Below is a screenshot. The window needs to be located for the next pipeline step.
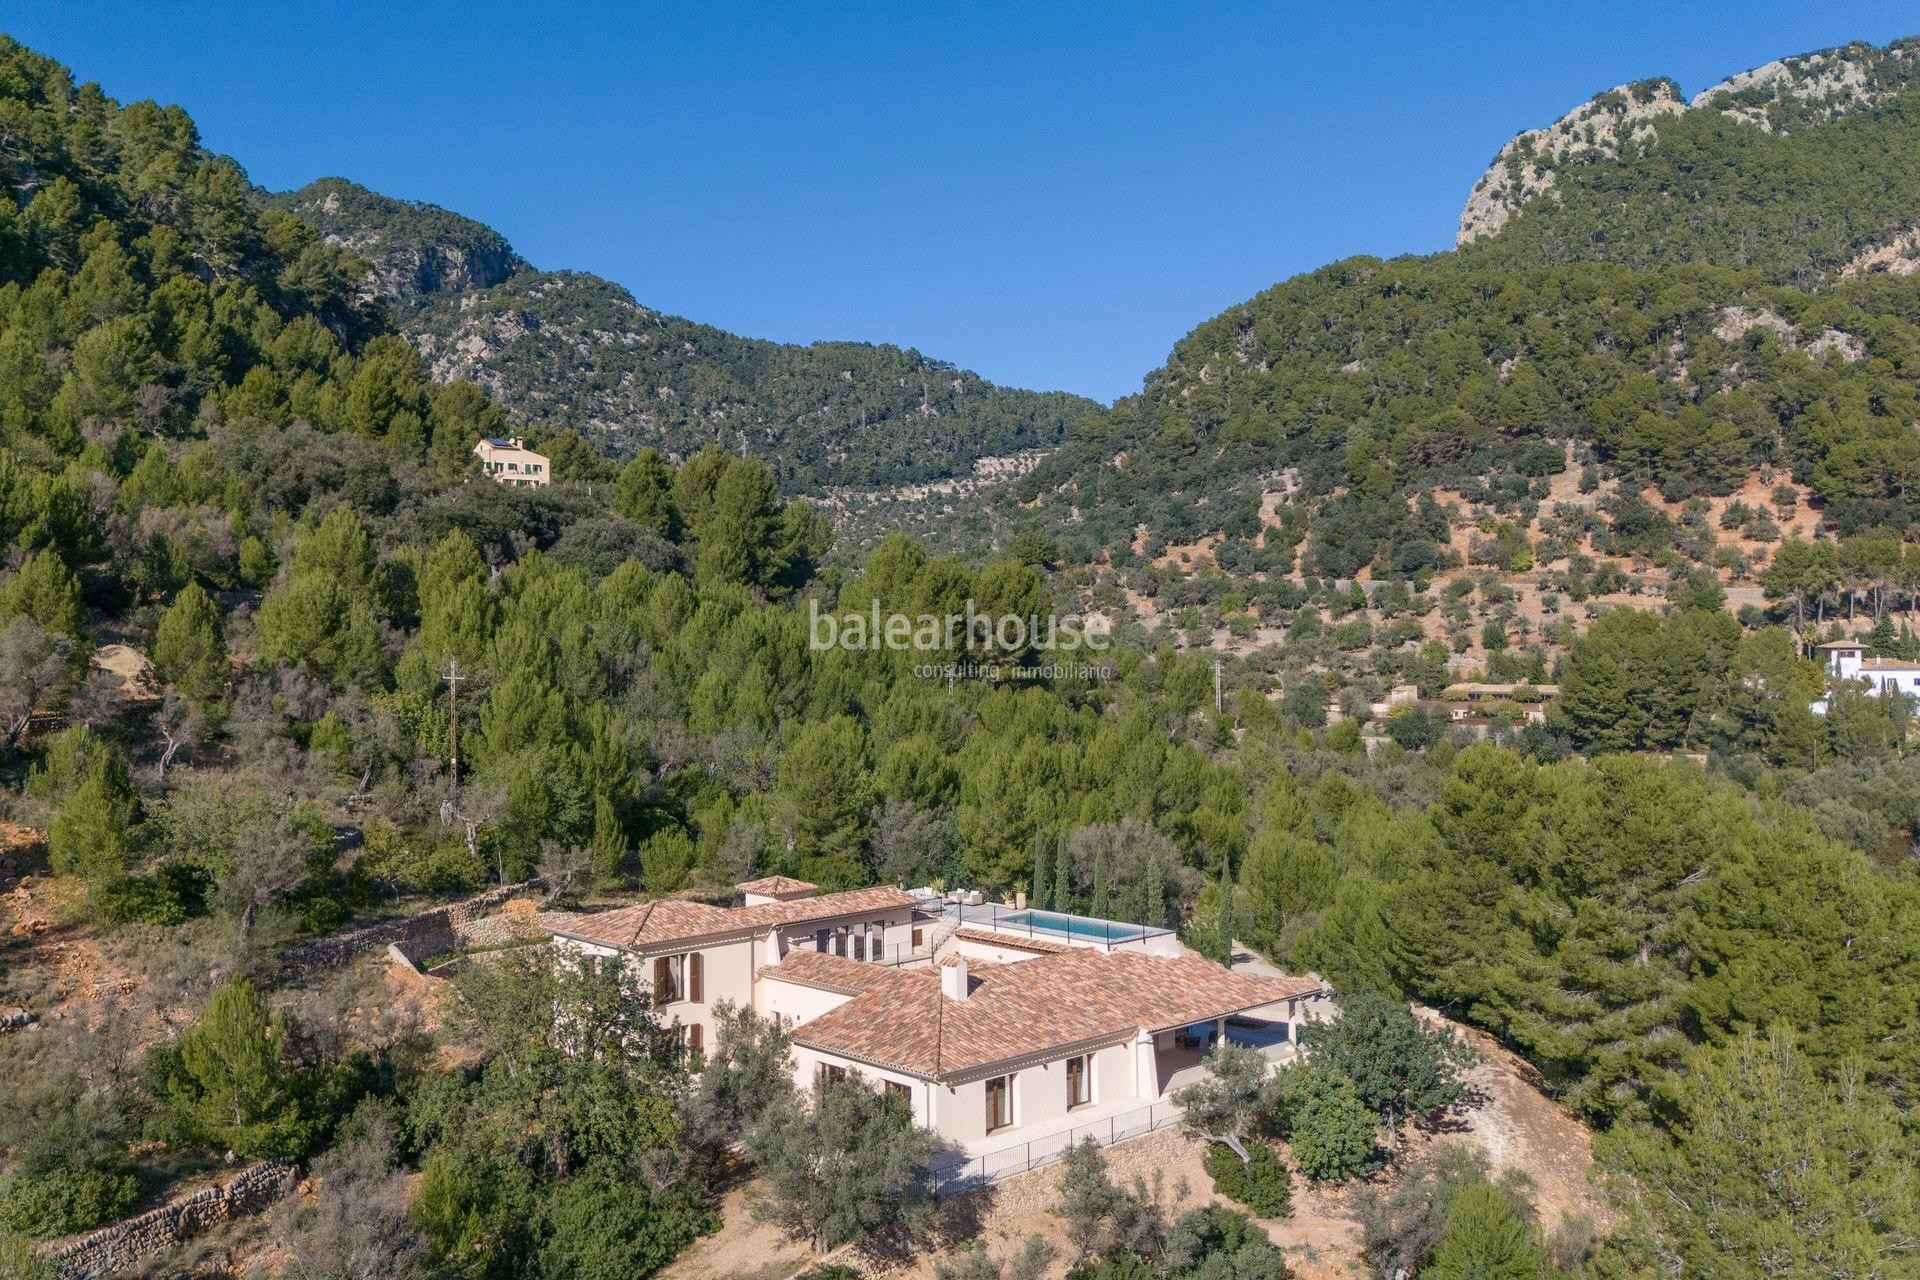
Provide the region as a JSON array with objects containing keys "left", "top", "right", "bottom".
[
  {"left": 986, "top": 1075, "right": 1012, "bottom": 1132},
  {"left": 652, "top": 955, "right": 683, "bottom": 1005},
  {"left": 884, "top": 1081, "right": 911, "bottom": 1109},
  {"left": 1066, "top": 1055, "right": 1090, "bottom": 1109},
  {"left": 912, "top": 927, "right": 924, "bottom": 950},
  {"left": 816, "top": 928, "right": 830, "bottom": 952},
  {"left": 680, "top": 1022, "right": 704, "bottom": 1064},
  {"left": 817, "top": 1063, "right": 847, "bottom": 1088}
]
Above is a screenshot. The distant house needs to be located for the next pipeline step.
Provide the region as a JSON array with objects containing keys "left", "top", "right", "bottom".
[
  {"left": 541, "top": 881, "right": 1328, "bottom": 1177},
  {"left": 1812, "top": 640, "right": 1920, "bottom": 714},
  {"left": 473, "top": 437, "right": 550, "bottom": 488},
  {"left": 1437, "top": 682, "right": 1558, "bottom": 726}
]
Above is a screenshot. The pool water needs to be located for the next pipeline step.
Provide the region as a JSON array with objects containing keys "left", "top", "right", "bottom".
[{"left": 994, "top": 909, "right": 1148, "bottom": 942}]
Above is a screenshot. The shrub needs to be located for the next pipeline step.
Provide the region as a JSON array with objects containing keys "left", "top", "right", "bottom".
[
  {"left": 0, "top": 1164, "right": 142, "bottom": 1239},
  {"left": 1277, "top": 1065, "right": 1380, "bottom": 1183},
  {"left": 535, "top": 1172, "right": 714, "bottom": 1280},
  {"left": 1203, "top": 1141, "right": 1292, "bottom": 1218}
]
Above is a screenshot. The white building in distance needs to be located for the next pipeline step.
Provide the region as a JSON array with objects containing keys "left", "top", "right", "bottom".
[
  {"left": 1812, "top": 640, "right": 1920, "bottom": 714},
  {"left": 473, "top": 437, "right": 550, "bottom": 488}
]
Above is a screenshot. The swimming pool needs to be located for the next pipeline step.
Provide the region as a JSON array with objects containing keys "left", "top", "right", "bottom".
[{"left": 992, "top": 909, "right": 1149, "bottom": 943}]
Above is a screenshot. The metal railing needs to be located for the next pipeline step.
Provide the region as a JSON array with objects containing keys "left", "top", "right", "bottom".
[
  {"left": 929, "top": 1100, "right": 1184, "bottom": 1197},
  {"left": 946, "top": 901, "right": 1174, "bottom": 951},
  {"left": 791, "top": 936, "right": 932, "bottom": 967}
]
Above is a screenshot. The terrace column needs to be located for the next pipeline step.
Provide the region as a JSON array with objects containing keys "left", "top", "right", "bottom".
[{"left": 1134, "top": 1027, "right": 1158, "bottom": 1100}]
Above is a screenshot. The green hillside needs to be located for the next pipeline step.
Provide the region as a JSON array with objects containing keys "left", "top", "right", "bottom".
[
  {"left": 269, "top": 178, "right": 1099, "bottom": 492},
  {"left": 1463, "top": 38, "right": 1920, "bottom": 277},
  {"left": 957, "top": 38, "right": 1920, "bottom": 582}
]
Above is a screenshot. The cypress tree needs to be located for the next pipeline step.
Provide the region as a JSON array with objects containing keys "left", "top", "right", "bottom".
[
  {"left": 1144, "top": 848, "right": 1164, "bottom": 928},
  {"left": 588, "top": 794, "right": 629, "bottom": 886},
  {"left": 1052, "top": 836, "right": 1070, "bottom": 913},
  {"left": 1030, "top": 832, "right": 1048, "bottom": 910}
]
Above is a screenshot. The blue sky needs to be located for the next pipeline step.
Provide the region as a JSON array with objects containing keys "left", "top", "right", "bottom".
[{"left": 9, "top": 2, "right": 1918, "bottom": 401}]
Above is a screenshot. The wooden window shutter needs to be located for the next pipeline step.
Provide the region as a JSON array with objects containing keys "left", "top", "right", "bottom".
[{"left": 689, "top": 952, "right": 704, "bottom": 1003}]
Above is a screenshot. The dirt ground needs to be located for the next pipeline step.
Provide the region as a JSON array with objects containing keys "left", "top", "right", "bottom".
[
  {"left": 663, "top": 1179, "right": 817, "bottom": 1280},
  {"left": 1417, "top": 1013, "right": 1614, "bottom": 1240}
]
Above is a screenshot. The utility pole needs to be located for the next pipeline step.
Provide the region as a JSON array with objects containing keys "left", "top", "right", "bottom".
[{"left": 444, "top": 657, "right": 463, "bottom": 788}]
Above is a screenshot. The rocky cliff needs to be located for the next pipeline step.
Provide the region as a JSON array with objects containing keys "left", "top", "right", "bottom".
[
  {"left": 268, "top": 178, "right": 524, "bottom": 298},
  {"left": 1458, "top": 38, "right": 1920, "bottom": 246}
]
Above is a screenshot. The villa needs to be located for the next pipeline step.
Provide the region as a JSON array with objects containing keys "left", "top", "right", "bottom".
[
  {"left": 1812, "top": 640, "right": 1920, "bottom": 714},
  {"left": 472, "top": 436, "right": 551, "bottom": 488},
  {"left": 541, "top": 879, "right": 1329, "bottom": 1166}
]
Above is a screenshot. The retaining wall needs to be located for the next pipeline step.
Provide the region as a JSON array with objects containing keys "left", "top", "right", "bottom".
[
  {"left": 277, "top": 881, "right": 541, "bottom": 974},
  {"left": 43, "top": 1160, "right": 297, "bottom": 1280}
]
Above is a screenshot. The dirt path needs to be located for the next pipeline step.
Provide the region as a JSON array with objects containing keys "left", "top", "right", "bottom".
[{"left": 1412, "top": 1013, "right": 1613, "bottom": 1238}]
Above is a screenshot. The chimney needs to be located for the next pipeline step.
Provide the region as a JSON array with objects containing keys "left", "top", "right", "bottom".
[{"left": 941, "top": 956, "right": 970, "bottom": 1001}]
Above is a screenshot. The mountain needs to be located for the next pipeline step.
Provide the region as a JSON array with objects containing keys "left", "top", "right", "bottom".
[
  {"left": 953, "top": 37, "right": 1920, "bottom": 580},
  {"left": 266, "top": 179, "right": 1098, "bottom": 493},
  {"left": 1457, "top": 39, "right": 1920, "bottom": 276}
]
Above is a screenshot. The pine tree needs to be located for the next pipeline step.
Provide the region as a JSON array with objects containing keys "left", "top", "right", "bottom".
[
  {"left": 1090, "top": 846, "right": 1108, "bottom": 920},
  {"left": 157, "top": 977, "right": 310, "bottom": 1158},
  {"left": 0, "top": 549, "right": 84, "bottom": 639},
  {"left": 151, "top": 582, "right": 226, "bottom": 703},
  {"left": 1424, "top": 1183, "right": 1544, "bottom": 1280},
  {"left": 47, "top": 753, "right": 135, "bottom": 885}
]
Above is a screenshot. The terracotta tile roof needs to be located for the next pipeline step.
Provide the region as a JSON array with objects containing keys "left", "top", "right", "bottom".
[
  {"left": 952, "top": 927, "right": 1072, "bottom": 955},
  {"left": 736, "top": 874, "right": 818, "bottom": 897},
  {"left": 770, "top": 947, "right": 1320, "bottom": 1081},
  {"left": 540, "top": 899, "right": 739, "bottom": 950},
  {"left": 541, "top": 885, "right": 919, "bottom": 952},
  {"left": 759, "top": 948, "right": 910, "bottom": 995},
  {"left": 732, "top": 885, "right": 919, "bottom": 930}
]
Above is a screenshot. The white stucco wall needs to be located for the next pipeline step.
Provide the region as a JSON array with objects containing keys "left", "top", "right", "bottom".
[
  {"left": 757, "top": 971, "right": 857, "bottom": 1025},
  {"left": 788, "top": 1045, "right": 934, "bottom": 1126},
  {"left": 550, "top": 933, "right": 756, "bottom": 1052},
  {"left": 952, "top": 937, "right": 1056, "bottom": 966}
]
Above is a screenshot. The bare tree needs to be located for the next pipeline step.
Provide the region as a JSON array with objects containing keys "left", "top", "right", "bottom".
[
  {"left": 443, "top": 782, "right": 507, "bottom": 883},
  {"left": 153, "top": 688, "right": 207, "bottom": 781},
  {"left": 224, "top": 807, "right": 328, "bottom": 937},
  {"left": 0, "top": 618, "right": 70, "bottom": 745},
  {"left": 277, "top": 1106, "right": 429, "bottom": 1280},
  {"left": 537, "top": 839, "right": 593, "bottom": 906},
  {"left": 64, "top": 666, "right": 127, "bottom": 731}
]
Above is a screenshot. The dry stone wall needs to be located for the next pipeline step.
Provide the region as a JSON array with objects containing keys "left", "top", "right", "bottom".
[
  {"left": 43, "top": 1160, "right": 297, "bottom": 1280},
  {"left": 276, "top": 881, "right": 541, "bottom": 974}
]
